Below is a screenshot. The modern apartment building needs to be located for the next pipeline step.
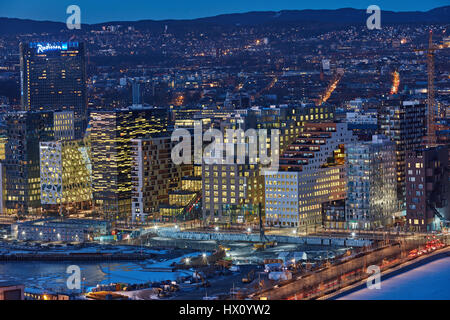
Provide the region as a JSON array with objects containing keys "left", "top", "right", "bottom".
[
  {"left": 405, "top": 145, "right": 449, "bottom": 232},
  {"left": 346, "top": 135, "right": 398, "bottom": 230},
  {"left": 379, "top": 99, "right": 426, "bottom": 210},
  {"left": 131, "top": 134, "right": 192, "bottom": 222}
]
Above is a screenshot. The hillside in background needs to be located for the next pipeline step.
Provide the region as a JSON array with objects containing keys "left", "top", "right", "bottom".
[{"left": 0, "top": 6, "right": 449, "bottom": 35}]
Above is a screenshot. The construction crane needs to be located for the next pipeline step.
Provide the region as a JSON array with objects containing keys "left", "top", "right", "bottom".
[{"left": 413, "top": 30, "right": 449, "bottom": 147}]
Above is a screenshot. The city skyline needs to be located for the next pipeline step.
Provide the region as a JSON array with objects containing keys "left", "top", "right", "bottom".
[{"left": 0, "top": 0, "right": 448, "bottom": 303}]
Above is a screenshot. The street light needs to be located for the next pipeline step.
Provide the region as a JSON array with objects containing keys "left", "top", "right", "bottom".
[
  {"left": 215, "top": 226, "right": 219, "bottom": 231},
  {"left": 247, "top": 228, "right": 252, "bottom": 233}
]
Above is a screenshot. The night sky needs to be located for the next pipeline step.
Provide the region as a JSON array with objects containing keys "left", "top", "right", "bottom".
[{"left": 0, "top": 0, "right": 448, "bottom": 23}]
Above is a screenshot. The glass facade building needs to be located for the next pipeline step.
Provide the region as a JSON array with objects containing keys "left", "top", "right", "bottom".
[
  {"left": 89, "top": 107, "right": 169, "bottom": 219},
  {"left": 4, "top": 111, "right": 55, "bottom": 215},
  {"left": 346, "top": 135, "right": 397, "bottom": 230},
  {"left": 40, "top": 139, "right": 92, "bottom": 215},
  {"left": 379, "top": 99, "right": 426, "bottom": 210}
]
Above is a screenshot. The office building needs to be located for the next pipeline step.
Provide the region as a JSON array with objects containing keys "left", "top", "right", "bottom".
[
  {"left": 132, "top": 80, "right": 142, "bottom": 106},
  {"left": 200, "top": 104, "right": 336, "bottom": 225},
  {"left": 265, "top": 123, "right": 354, "bottom": 233},
  {"left": 202, "top": 162, "right": 263, "bottom": 224},
  {"left": 40, "top": 139, "right": 92, "bottom": 215},
  {"left": 53, "top": 111, "right": 75, "bottom": 141}
]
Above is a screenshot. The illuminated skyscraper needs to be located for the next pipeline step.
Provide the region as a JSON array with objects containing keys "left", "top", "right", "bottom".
[
  {"left": 89, "top": 106, "right": 168, "bottom": 219},
  {"left": 4, "top": 111, "right": 54, "bottom": 215},
  {"left": 20, "top": 42, "right": 87, "bottom": 138},
  {"left": 4, "top": 110, "right": 75, "bottom": 216}
]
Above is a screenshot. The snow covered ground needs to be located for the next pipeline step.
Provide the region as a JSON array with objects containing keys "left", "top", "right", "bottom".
[
  {"left": 95, "top": 252, "right": 202, "bottom": 285},
  {"left": 338, "top": 256, "right": 450, "bottom": 300}
]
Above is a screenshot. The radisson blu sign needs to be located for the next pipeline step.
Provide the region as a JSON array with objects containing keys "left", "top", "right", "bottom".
[{"left": 29, "top": 42, "right": 79, "bottom": 54}]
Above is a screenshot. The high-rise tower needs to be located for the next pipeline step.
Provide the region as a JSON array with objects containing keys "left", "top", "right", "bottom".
[{"left": 20, "top": 42, "right": 87, "bottom": 138}]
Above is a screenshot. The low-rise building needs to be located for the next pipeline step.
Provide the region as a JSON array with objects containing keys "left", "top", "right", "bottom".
[
  {"left": 322, "top": 200, "right": 346, "bottom": 230},
  {"left": 11, "top": 218, "right": 111, "bottom": 242},
  {"left": 0, "top": 282, "right": 24, "bottom": 300}
]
